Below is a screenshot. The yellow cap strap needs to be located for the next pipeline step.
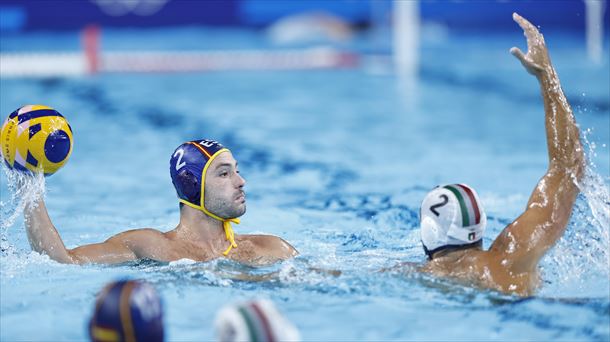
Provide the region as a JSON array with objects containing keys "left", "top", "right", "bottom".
[
  {"left": 91, "top": 326, "right": 120, "bottom": 342},
  {"left": 222, "top": 218, "right": 240, "bottom": 256}
]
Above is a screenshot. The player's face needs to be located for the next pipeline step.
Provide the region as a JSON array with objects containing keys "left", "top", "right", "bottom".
[{"left": 204, "top": 151, "right": 246, "bottom": 219}]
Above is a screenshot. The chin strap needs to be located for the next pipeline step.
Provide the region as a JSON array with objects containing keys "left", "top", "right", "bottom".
[{"left": 222, "top": 218, "right": 240, "bottom": 256}]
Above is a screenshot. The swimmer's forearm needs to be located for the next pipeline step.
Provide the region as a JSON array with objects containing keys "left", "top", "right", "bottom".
[
  {"left": 24, "top": 200, "right": 75, "bottom": 263},
  {"left": 511, "top": 13, "right": 584, "bottom": 177},
  {"left": 537, "top": 65, "right": 584, "bottom": 176}
]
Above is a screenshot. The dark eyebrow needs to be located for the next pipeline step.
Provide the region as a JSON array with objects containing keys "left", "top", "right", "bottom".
[{"left": 214, "top": 162, "right": 234, "bottom": 171}]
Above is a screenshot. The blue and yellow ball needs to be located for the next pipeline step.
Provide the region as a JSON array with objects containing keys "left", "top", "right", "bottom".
[{"left": 1, "top": 105, "right": 73, "bottom": 176}]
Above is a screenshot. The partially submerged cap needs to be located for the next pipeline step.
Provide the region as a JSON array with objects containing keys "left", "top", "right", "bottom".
[
  {"left": 89, "top": 279, "right": 164, "bottom": 342},
  {"left": 214, "top": 299, "right": 300, "bottom": 342},
  {"left": 420, "top": 184, "right": 486, "bottom": 259}
]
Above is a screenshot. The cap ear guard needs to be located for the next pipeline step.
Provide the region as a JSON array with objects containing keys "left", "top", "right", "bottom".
[
  {"left": 447, "top": 213, "right": 486, "bottom": 243},
  {"left": 173, "top": 169, "right": 200, "bottom": 205},
  {"left": 420, "top": 215, "right": 442, "bottom": 252},
  {"left": 169, "top": 140, "right": 222, "bottom": 209}
]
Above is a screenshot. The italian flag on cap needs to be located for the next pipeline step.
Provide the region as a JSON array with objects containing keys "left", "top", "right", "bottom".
[{"left": 443, "top": 184, "right": 482, "bottom": 227}]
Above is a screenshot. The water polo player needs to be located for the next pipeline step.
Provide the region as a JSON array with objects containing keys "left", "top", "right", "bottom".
[
  {"left": 23, "top": 139, "right": 298, "bottom": 265},
  {"left": 394, "top": 14, "right": 585, "bottom": 296}
]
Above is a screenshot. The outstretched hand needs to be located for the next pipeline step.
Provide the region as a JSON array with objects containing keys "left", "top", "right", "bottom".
[{"left": 510, "top": 13, "right": 551, "bottom": 77}]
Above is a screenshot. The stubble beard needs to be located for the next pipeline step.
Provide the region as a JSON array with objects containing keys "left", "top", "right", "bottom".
[{"left": 205, "top": 196, "right": 246, "bottom": 219}]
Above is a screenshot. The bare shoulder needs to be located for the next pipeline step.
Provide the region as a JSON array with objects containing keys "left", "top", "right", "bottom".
[
  {"left": 107, "top": 228, "right": 168, "bottom": 243},
  {"left": 240, "top": 234, "right": 291, "bottom": 247},
  {"left": 110, "top": 228, "right": 193, "bottom": 262},
  {"left": 423, "top": 250, "right": 490, "bottom": 277},
  {"left": 105, "top": 228, "right": 174, "bottom": 254},
  {"left": 237, "top": 234, "right": 298, "bottom": 258},
  {"left": 67, "top": 228, "right": 175, "bottom": 265},
  {"left": 425, "top": 250, "right": 537, "bottom": 295}
]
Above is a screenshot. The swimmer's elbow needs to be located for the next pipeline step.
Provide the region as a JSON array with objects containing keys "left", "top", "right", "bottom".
[
  {"left": 46, "top": 248, "right": 79, "bottom": 264},
  {"left": 65, "top": 248, "right": 99, "bottom": 265},
  {"left": 27, "top": 238, "right": 77, "bottom": 264},
  {"left": 548, "top": 144, "right": 586, "bottom": 182}
]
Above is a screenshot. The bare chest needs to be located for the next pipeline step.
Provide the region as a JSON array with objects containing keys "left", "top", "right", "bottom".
[
  {"left": 150, "top": 239, "right": 214, "bottom": 262},
  {"left": 154, "top": 236, "right": 280, "bottom": 266},
  {"left": 225, "top": 239, "right": 281, "bottom": 266}
]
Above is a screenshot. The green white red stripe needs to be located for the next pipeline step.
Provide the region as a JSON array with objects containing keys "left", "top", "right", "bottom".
[
  {"left": 443, "top": 184, "right": 481, "bottom": 227},
  {"left": 237, "top": 302, "right": 275, "bottom": 342}
]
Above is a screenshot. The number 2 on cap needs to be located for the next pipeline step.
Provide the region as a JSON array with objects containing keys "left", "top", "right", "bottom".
[
  {"left": 430, "top": 194, "right": 449, "bottom": 216},
  {"left": 173, "top": 148, "right": 186, "bottom": 171}
]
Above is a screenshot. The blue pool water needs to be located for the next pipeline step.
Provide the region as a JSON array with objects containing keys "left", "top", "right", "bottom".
[{"left": 1, "top": 27, "right": 609, "bottom": 340}]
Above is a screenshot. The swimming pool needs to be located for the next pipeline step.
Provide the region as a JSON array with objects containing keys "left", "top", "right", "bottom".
[{"left": 1, "top": 27, "right": 609, "bottom": 340}]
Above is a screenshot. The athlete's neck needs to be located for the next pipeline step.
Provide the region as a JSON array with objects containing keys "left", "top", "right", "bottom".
[{"left": 176, "top": 205, "right": 227, "bottom": 251}]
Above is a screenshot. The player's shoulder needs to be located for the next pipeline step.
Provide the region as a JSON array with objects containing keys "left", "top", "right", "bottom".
[
  {"left": 239, "top": 234, "right": 286, "bottom": 247},
  {"left": 237, "top": 234, "right": 298, "bottom": 257},
  {"left": 108, "top": 228, "right": 170, "bottom": 244}
]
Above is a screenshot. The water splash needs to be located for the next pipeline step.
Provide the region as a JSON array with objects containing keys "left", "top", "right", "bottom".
[
  {"left": 574, "top": 128, "right": 609, "bottom": 274},
  {"left": 0, "top": 167, "right": 46, "bottom": 231},
  {"left": 0, "top": 166, "right": 47, "bottom": 258}
]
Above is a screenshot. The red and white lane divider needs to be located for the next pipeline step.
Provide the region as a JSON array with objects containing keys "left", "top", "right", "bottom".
[{"left": 0, "top": 26, "right": 359, "bottom": 77}]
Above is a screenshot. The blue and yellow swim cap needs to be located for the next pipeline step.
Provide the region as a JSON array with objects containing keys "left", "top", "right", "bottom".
[
  {"left": 89, "top": 279, "right": 164, "bottom": 342},
  {"left": 169, "top": 139, "right": 239, "bottom": 255}
]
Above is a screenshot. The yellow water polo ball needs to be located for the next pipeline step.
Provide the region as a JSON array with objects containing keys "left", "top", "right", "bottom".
[{"left": 1, "top": 105, "right": 73, "bottom": 176}]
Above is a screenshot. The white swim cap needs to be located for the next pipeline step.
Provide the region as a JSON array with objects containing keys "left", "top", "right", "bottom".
[
  {"left": 420, "top": 184, "right": 486, "bottom": 258},
  {"left": 214, "top": 299, "right": 300, "bottom": 342}
]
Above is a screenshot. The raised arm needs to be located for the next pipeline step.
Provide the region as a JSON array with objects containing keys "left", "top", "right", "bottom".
[
  {"left": 489, "top": 13, "right": 585, "bottom": 273},
  {"left": 24, "top": 198, "right": 75, "bottom": 263},
  {"left": 24, "top": 197, "right": 159, "bottom": 264}
]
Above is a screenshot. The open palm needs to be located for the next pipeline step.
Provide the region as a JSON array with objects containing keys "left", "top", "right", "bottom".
[{"left": 510, "top": 13, "right": 551, "bottom": 76}]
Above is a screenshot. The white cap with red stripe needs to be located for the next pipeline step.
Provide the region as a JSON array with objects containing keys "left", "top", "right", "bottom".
[
  {"left": 214, "top": 299, "right": 300, "bottom": 342},
  {"left": 420, "top": 184, "right": 487, "bottom": 257}
]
